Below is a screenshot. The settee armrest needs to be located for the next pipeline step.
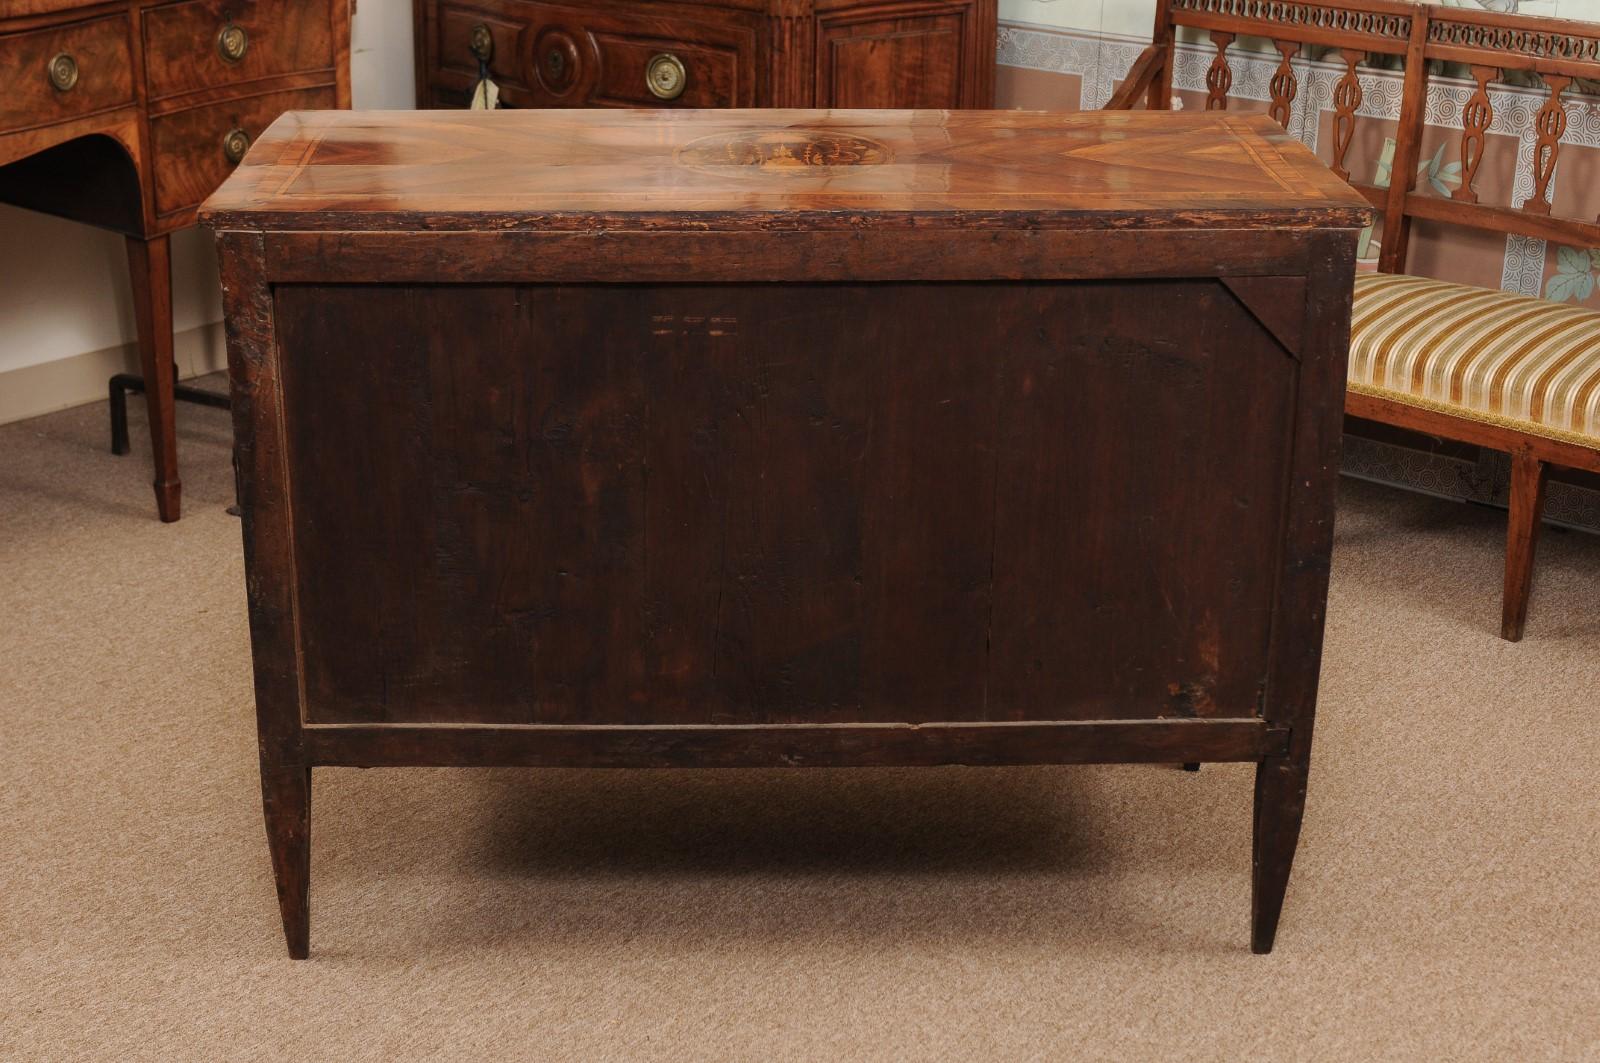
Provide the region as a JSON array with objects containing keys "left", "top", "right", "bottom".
[{"left": 1103, "top": 45, "right": 1166, "bottom": 110}]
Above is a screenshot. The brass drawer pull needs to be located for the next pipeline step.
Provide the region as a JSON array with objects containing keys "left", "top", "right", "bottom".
[
  {"left": 47, "top": 52, "right": 79, "bottom": 92},
  {"left": 468, "top": 23, "right": 493, "bottom": 62},
  {"left": 217, "top": 23, "right": 249, "bottom": 64},
  {"left": 646, "top": 52, "right": 686, "bottom": 100},
  {"left": 223, "top": 127, "right": 251, "bottom": 164}
]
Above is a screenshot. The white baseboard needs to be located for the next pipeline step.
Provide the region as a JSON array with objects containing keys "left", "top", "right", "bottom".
[{"left": 0, "top": 321, "right": 226, "bottom": 427}]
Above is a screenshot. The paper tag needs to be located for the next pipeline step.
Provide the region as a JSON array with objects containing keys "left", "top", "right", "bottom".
[{"left": 470, "top": 77, "right": 500, "bottom": 110}]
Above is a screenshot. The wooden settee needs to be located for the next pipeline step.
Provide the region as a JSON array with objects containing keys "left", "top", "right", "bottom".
[{"left": 1108, "top": 0, "right": 1600, "bottom": 640}]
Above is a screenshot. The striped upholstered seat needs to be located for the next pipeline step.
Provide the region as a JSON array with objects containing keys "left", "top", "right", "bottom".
[{"left": 1348, "top": 272, "right": 1600, "bottom": 447}]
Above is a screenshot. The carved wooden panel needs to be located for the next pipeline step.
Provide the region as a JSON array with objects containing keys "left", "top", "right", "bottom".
[
  {"left": 1453, "top": 65, "right": 1498, "bottom": 205},
  {"left": 1427, "top": 10, "right": 1600, "bottom": 67},
  {"left": 1522, "top": 75, "right": 1570, "bottom": 216},
  {"left": 1329, "top": 49, "right": 1362, "bottom": 182},
  {"left": 1205, "top": 31, "right": 1234, "bottom": 111},
  {"left": 1170, "top": 0, "right": 1413, "bottom": 47},
  {"left": 1267, "top": 40, "right": 1298, "bottom": 130},
  {"left": 418, "top": 0, "right": 996, "bottom": 110}
]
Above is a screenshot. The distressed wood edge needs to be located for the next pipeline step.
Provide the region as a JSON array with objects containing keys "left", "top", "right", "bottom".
[
  {"left": 215, "top": 229, "right": 306, "bottom": 767},
  {"left": 1259, "top": 229, "right": 1356, "bottom": 752},
  {"left": 241, "top": 228, "right": 1338, "bottom": 284},
  {"left": 202, "top": 206, "right": 1375, "bottom": 234},
  {"left": 303, "top": 718, "right": 1286, "bottom": 768}
]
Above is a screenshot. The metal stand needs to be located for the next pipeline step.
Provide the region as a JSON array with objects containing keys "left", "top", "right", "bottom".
[{"left": 108, "top": 368, "right": 229, "bottom": 456}]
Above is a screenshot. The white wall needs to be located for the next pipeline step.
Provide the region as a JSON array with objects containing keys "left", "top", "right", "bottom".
[
  {"left": 350, "top": 0, "right": 418, "bottom": 109},
  {"left": 0, "top": 0, "right": 415, "bottom": 381},
  {"left": 1001, "top": 0, "right": 1157, "bottom": 38}
]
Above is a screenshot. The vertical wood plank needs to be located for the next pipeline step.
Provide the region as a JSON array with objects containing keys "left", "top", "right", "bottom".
[{"left": 1251, "top": 230, "right": 1357, "bottom": 953}]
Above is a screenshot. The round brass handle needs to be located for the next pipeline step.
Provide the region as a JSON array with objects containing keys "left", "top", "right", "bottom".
[
  {"left": 217, "top": 23, "right": 249, "bottom": 64},
  {"left": 645, "top": 52, "right": 686, "bottom": 101},
  {"left": 222, "top": 127, "right": 251, "bottom": 165},
  {"left": 468, "top": 23, "right": 493, "bottom": 62},
  {"left": 47, "top": 52, "right": 79, "bottom": 92}
]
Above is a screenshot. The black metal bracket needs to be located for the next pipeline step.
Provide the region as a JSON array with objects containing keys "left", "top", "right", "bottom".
[{"left": 108, "top": 367, "right": 230, "bottom": 456}]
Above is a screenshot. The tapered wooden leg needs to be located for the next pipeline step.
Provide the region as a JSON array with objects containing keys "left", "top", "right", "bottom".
[
  {"left": 126, "top": 234, "right": 181, "bottom": 522},
  {"left": 1251, "top": 753, "right": 1309, "bottom": 954},
  {"left": 1501, "top": 448, "right": 1548, "bottom": 642},
  {"left": 261, "top": 763, "right": 311, "bottom": 959}
]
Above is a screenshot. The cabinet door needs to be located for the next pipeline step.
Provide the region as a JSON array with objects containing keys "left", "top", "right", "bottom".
[{"left": 815, "top": 2, "right": 988, "bottom": 109}]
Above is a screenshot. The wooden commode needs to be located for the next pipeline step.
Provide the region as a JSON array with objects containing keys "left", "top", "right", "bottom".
[{"left": 202, "top": 107, "right": 1369, "bottom": 957}]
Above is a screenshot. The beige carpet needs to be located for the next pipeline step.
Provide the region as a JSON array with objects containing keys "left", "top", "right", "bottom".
[{"left": 2, "top": 380, "right": 1598, "bottom": 1062}]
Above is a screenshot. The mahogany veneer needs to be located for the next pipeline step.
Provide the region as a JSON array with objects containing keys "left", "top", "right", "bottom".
[
  {"left": 0, "top": 0, "right": 350, "bottom": 521},
  {"left": 413, "top": 0, "right": 996, "bottom": 111},
  {"left": 202, "top": 107, "right": 1369, "bottom": 957}
]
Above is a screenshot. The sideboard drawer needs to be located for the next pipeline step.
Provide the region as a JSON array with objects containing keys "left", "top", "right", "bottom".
[
  {"left": 433, "top": 1, "right": 756, "bottom": 107},
  {"left": 151, "top": 86, "right": 335, "bottom": 217},
  {"left": 587, "top": 27, "right": 743, "bottom": 108},
  {"left": 0, "top": 14, "right": 133, "bottom": 132},
  {"left": 143, "top": 0, "right": 337, "bottom": 101}
]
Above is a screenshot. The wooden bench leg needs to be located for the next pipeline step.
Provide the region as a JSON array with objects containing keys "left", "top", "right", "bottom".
[
  {"left": 1251, "top": 752, "right": 1309, "bottom": 954},
  {"left": 261, "top": 763, "right": 312, "bottom": 959},
  {"left": 1502, "top": 448, "right": 1549, "bottom": 642}
]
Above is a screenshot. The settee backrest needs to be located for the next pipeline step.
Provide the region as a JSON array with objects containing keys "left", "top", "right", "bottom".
[{"left": 1110, "top": 0, "right": 1600, "bottom": 276}]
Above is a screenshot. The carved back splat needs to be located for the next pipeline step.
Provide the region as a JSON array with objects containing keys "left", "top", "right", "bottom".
[
  {"left": 1267, "top": 40, "right": 1299, "bottom": 129},
  {"left": 1205, "top": 31, "right": 1234, "bottom": 110},
  {"left": 1453, "top": 65, "right": 1498, "bottom": 205},
  {"left": 1523, "top": 75, "right": 1570, "bottom": 216},
  {"left": 1329, "top": 50, "right": 1363, "bottom": 182}
]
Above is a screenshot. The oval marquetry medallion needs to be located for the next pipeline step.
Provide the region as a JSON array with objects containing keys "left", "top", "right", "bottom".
[{"left": 675, "top": 129, "right": 892, "bottom": 175}]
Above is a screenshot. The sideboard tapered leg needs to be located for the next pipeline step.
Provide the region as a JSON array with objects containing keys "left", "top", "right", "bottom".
[
  {"left": 126, "top": 234, "right": 181, "bottom": 522},
  {"left": 1250, "top": 753, "right": 1309, "bottom": 954},
  {"left": 261, "top": 763, "right": 311, "bottom": 959}
]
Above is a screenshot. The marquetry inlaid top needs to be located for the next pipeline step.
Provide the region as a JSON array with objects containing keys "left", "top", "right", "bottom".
[{"left": 200, "top": 108, "right": 1371, "bottom": 232}]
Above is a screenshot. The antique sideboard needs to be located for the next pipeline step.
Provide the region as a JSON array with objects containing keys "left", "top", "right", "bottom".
[
  {"left": 202, "top": 107, "right": 1368, "bottom": 957},
  {"left": 0, "top": 0, "right": 351, "bottom": 521},
  {"left": 412, "top": 0, "right": 997, "bottom": 110}
]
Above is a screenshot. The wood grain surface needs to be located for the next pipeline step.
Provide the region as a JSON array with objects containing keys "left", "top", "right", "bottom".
[{"left": 201, "top": 108, "right": 1371, "bottom": 231}]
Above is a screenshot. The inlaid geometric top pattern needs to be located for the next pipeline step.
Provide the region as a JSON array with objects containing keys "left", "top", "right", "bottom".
[{"left": 200, "top": 108, "right": 1371, "bottom": 232}]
